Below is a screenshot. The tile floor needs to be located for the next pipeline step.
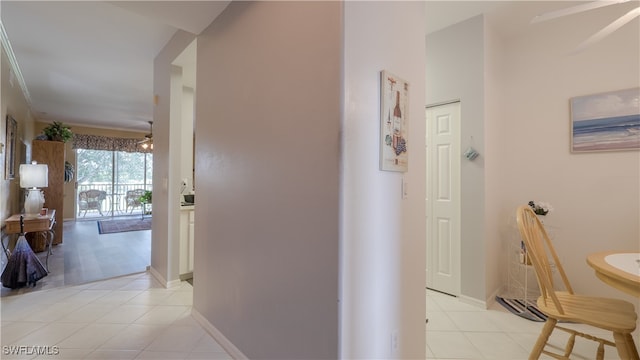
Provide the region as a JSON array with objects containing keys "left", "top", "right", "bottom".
[
  {"left": 2, "top": 274, "right": 638, "bottom": 359},
  {"left": 426, "top": 289, "right": 639, "bottom": 359},
  {"left": 1, "top": 272, "right": 232, "bottom": 360}
]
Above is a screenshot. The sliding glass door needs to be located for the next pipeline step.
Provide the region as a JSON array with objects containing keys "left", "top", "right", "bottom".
[{"left": 76, "top": 149, "right": 152, "bottom": 219}]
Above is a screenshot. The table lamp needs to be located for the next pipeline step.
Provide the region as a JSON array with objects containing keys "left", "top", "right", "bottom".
[{"left": 20, "top": 161, "right": 48, "bottom": 217}]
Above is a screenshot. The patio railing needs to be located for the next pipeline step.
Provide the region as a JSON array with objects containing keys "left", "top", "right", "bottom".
[{"left": 77, "top": 182, "right": 152, "bottom": 219}]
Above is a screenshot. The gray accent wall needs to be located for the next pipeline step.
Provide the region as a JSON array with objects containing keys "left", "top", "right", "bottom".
[{"left": 192, "top": 2, "right": 341, "bottom": 359}]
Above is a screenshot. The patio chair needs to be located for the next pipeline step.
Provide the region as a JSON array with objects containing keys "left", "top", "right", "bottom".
[
  {"left": 125, "top": 189, "right": 146, "bottom": 213},
  {"left": 78, "top": 189, "right": 107, "bottom": 217},
  {"left": 516, "top": 205, "right": 638, "bottom": 360}
]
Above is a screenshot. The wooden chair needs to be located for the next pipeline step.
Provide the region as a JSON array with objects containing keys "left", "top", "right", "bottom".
[
  {"left": 78, "top": 189, "right": 107, "bottom": 217},
  {"left": 125, "top": 189, "right": 146, "bottom": 213},
  {"left": 516, "top": 205, "right": 638, "bottom": 360}
]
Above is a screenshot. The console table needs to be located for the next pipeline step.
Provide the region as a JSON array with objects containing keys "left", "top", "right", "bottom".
[{"left": 3, "top": 210, "right": 56, "bottom": 271}]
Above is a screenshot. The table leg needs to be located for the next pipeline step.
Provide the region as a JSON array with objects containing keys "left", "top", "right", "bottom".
[{"left": 45, "top": 229, "right": 54, "bottom": 273}]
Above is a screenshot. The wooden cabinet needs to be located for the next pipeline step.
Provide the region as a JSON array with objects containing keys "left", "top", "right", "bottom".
[{"left": 31, "top": 140, "right": 64, "bottom": 244}]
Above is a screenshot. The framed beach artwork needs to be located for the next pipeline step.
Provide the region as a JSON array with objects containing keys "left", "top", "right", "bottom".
[
  {"left": 570, "top": 88, "right": 640, "bottom": 153},
  {"left": 380, "top": 70, "right": 409, "bottom": 172}
]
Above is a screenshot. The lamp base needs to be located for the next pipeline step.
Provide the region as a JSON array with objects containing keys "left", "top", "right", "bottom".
[{"left": 24, "top": 188, "right": 44, "bottom": 217}]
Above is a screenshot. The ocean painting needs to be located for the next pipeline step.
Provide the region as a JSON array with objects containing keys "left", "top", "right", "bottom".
[{"left": 571, "top": 88, "right": 640, "bottom": 152}]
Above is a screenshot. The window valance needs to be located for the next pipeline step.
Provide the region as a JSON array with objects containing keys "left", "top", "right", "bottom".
[{"left": 72, "top": 134, "right": 152, "bottom": 153}]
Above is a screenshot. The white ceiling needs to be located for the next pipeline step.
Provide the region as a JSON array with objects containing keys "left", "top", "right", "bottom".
[
  {"left": 1, "top": 1, "right": 637, "bottom": 132},
  {"left": 1, "top": 0, "right": 229, "bottom": 132}
]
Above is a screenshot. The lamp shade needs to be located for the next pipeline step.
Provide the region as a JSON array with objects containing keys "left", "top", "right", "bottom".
[{"left": 19, "top": 162, "right": 48, "bottom": 188}]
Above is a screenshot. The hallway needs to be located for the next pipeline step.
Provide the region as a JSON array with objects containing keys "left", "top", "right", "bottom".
[
  {"left": 1, "top": 272, "right": 231, "bottom": 359},
  {"left": 1, "top": 219, "right": 150, "bottom": 297}
]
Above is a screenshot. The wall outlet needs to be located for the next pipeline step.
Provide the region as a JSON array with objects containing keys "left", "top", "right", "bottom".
[{"left": 402, "top": 178, "right": 408, "bottom": 199}]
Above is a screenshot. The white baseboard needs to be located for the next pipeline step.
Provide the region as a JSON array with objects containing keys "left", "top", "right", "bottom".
[
  {"left": 485, "top": 286, "right": 502, "bottom": 308},
  {"left": 191, "top": 309, "right": 248, "bottom": 360},
  {"left": 147, "top": 265, "right": 181, "bottom": 289},
  {"left": 458, "top": 294, "right": 487, "bottom": 309}
]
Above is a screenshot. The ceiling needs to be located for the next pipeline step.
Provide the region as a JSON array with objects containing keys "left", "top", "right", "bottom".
[
  {"left": 1, "top": 1, "right": 229, "bottom": 132},
  {"left": 1, "top": 1, "right": 637, "bottom": 132}
]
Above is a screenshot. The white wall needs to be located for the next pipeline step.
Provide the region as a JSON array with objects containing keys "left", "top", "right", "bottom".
[
  {"left": 427, "top": 4, "right": 639, "bottom": 308},
  {"left": 498, "top": 6, "right": 640, "bottom": 305},
  {"left": 152, "top": 30, "right": 196, "bottom": 286},
  {"left": 180, "top": 86, "right": 194, "bottom": 193},
  {"left": 484, "top": 17, "right": 509, "bottom": 305},
  {"left": 425, "top": 15, "right": 488, "bottom": 302},
  {"left": 342, "top": 2, "right": 426, "bottom": 358},
  {"left": 192, "top": 2, "right": 341, "bottom": 359}
]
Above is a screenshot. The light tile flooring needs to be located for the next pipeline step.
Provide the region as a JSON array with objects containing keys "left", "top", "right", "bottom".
[
  {"left": 1, "top": 272, "right": 232, "bottom": 360},
  {"left": 426, "top": 289, "right": 640, "bottom": 359},
  {"left": 2, "top": 274, "right": 638, "bottom": 359}
]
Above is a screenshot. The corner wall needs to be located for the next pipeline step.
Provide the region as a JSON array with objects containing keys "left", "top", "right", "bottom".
[
  {"left": 192, "top": 2, "right": 341, "bottom": 358},
  {"left": 425, "top": 15, "right": 487, "bottom": 302},
  {"left": 153, "top": 29, "right": 196, "bottom": 286},
  {"left": 342, "top": 2, "right": 426, "bottom": 358},
  {"left": 498, "top": 7, "right": 640, "bottom": 303},
  {"left": 427, "top": 3, "right": 640, "bottom": 307}
]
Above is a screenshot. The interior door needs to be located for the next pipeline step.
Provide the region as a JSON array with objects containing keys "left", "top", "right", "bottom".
[{"left": 425, "top": 102, "right": 461, "bottom": 296}]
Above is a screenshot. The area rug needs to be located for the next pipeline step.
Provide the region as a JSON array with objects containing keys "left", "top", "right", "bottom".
[
  {"left": 496, "top": 296, "right": 547, "bottom": 322},
  {"left": 97, "top": 218, "right": 152, "bottom": 234}
]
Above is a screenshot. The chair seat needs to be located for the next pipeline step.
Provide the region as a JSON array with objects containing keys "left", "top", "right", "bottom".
[{"left": 537, "top": 292, "right": 637, "bottom": 333}]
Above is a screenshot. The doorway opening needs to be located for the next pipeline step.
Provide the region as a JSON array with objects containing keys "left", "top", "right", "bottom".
[{"left": 75, "top": 149, "right": 153, "bottom": 220}]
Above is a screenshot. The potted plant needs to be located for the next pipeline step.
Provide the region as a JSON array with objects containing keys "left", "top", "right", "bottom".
[
  {"left": 528, "top": 201, "right": 553, "bottom": 216},
  {"left": 139, "top": 190, "right": 152, "bottom": 216},
  {"left": 139, "top": 190, "right": 152, "bottom": 204},
  {"left": 42, "top": 121, "right": 73, "bottom": 142}
]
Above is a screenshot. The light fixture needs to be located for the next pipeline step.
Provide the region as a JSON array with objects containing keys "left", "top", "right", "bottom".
[
  {"left": 141, "top": 141, "right": 153, "bottom": 150},
  {"left": 19, "top": 161, "right": 48, "bottom": 217},
  {"left": 138, "top": 121, "right": 153, "bottom": 150}
]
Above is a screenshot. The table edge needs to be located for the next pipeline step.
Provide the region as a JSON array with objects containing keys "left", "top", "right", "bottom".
[{"left": 587, "top": 250, "right": 640, "bottom": 288}]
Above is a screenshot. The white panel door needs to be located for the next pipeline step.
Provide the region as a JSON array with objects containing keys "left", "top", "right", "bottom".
[{"left": 425, "top": 102, "right": 461, "bottom": 296}]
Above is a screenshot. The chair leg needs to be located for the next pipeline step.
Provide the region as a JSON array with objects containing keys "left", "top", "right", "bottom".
[
  {"left": 613, "top": 332, "right": 640, "bottom": 360},
  {"left": 624, "top": 333, "right": 640, "bottom": 360},
  {"left": 529, "top": 318, "right": 557, "bottom": 360}
]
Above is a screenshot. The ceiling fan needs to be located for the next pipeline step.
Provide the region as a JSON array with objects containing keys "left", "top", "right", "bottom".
[
  {"left": 138, "top": 121, "right": 153, "bottom": 150},
  {"left": 531, "top": 0, "right": 640, "bottom": 53}
]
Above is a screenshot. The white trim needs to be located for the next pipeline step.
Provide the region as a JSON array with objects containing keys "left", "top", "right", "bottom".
[
  {"left": 485, "top": 286, "right": 502, "bottom": 309},
  {"left": 147, "top": 266, "right": 165, "bottom": 286},
  {"left": 167, "top": 279, "right": 181, "bottom": 288},
  {"left": 147, "top": 265, "right": 181, "bottom": 289},
  {"left": 458, "top": 294, "right": 486, "bottom": 309},
  {"left": 191, "top": 308, "right": 248, "bottom": 360},
  {"left": 0, "top": 20, "right": 32, "bottom": 106},
  {"left": 425, "top": 99, "right": 461, "bottom": 109}
]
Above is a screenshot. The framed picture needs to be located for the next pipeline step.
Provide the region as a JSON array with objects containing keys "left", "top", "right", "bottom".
[
  {"left": 570, "top": 87, "right": 640, "bottom": 152},
  {"left": 380, "top": 70, "right": 409, "bottom": 172},
  {"left": 4, "top": 115, "right": 17, "bottom": 179}
]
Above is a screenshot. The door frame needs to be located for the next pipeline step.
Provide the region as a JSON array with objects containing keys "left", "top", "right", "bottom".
[{"left": 425, "top": 101, "right": 461, "bottom": 296}]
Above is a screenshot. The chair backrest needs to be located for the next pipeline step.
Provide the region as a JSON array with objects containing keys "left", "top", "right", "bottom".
[
  {"left": 79, "top": 189, "right": 105, "bottom": 202},
  {"left": 126, "top": 189, "right": 146, "bottom": 202},
  {"left": 516, "top": 205, "right": 574, "bottom": 315},
  {"left": 84, "top": 189, "right": 106, "bottom": 201}
]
